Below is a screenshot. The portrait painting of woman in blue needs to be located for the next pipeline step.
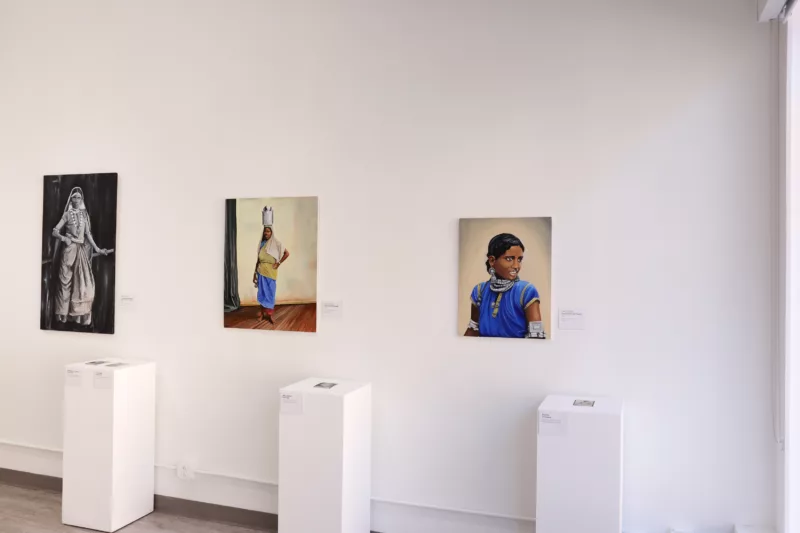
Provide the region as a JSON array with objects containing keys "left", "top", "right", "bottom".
[{"left": 462, "top": 230, "right": 548, "bottom": 339}]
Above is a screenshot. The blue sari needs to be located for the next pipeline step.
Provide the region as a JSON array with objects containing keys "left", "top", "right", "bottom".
[
  {"left": 256, "top": 239, "right": 281, "bottom": 310},
  {"left": 471, "top": 281, "right": 540, "bottom": 338},
  {"left": 257, "top": 275, "right": 277, "bottom": 309}
]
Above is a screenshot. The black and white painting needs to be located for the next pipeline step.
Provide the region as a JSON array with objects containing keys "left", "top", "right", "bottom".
[{"left": 40, "top": 174, "right": 117, "bottom": 334}]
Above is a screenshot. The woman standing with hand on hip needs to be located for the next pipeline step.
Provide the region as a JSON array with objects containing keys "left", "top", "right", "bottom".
[
  {"left": 253, "top": 207, "right": 290, "bottom": 323},
  {"left": 51, "top": 187, "right": 112, "bottom": 326}
]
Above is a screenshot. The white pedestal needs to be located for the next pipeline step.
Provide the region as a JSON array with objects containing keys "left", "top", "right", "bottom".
[
  {"left": 536, "top": 395, "right": 623, "bottom": 533},
  {"left": 62, "top": 358, "right": 156, "bottom": 532},
  {"left": 279, "top": 378, "right": 371, "bottom": 533}
]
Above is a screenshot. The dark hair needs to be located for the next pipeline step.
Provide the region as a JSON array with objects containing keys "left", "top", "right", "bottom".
[{"left": 486, "top": 233, "right": 524, "bottom": 272}]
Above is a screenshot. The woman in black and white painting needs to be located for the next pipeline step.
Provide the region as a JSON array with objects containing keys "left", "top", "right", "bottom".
[
  {"left": 52, "top": 187, "right": 112, "bottom": 325},
  {"left": 41, "top": 174, "right": 118, "bottom": 334}
]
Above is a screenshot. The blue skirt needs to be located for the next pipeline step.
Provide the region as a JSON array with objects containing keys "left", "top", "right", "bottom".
[{"left": 256, "top": 274, "right": 277, "bottom": 309}]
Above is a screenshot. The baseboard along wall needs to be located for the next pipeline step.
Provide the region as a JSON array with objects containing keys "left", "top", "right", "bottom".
[
  {"left": 0, "top": 440, "right": 533, "bottom": 533},
  {"left": 0, "top": 467, "right": 389, "bottom": 533}
]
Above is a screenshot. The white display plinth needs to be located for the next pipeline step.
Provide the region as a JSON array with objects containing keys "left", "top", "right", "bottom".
[
  {"left": 62, "top": 358, "right": 156, "bottom": 532},
  {"left": 279, "top": 378, "right": 371, "bottom": 533},
  {"left": 536, "top": 395, "right": 623, "bottom": 533}
]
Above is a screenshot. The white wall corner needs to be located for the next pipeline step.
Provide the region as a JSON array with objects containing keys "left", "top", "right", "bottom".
[{"left": 760, "top": 0, "right": 788, "bottom": 22}]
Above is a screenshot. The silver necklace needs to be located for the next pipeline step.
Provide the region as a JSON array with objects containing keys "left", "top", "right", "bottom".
[{"left": 488, "top": 268, "right": 518, "bottom": 293}]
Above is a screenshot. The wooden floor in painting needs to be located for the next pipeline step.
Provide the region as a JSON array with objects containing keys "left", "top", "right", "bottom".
[{"left": 224, "top": 304, "right": 316, "bottom": 332}]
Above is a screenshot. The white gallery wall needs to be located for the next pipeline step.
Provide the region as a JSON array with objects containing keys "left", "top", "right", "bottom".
[{"left": 0, "top": 1, "right": 778, "bottom": 532}]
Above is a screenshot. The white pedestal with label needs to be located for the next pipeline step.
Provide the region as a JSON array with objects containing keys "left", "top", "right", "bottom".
[
  {"left": 62, "top": 358, "right": 156, "bottom": 532},
  {"left": 279, "top": 378, "right": 372, "bottom": 533},
  {"left": 536, "top": 395, "right": 623, "bottom": 533}
]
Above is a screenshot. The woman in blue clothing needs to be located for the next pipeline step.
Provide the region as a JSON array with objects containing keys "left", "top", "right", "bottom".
[
  {"left": 464, "top": 233, "right": 545, "bottom": 339},
  {"left": 252, "top": 225, "right": 290, "bottom": 323}
]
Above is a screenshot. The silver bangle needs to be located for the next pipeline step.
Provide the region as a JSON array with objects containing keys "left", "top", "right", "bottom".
[
  {"left": 526, "top": 321, "right": 545, "bottom": 339},
  {"left": 468, "top": 320, "right": 480, "bottom": 332}
]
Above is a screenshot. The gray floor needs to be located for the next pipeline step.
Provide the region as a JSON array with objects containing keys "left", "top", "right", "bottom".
[{"left": 0, "top": 484, "right": 263, "bottom": 533}]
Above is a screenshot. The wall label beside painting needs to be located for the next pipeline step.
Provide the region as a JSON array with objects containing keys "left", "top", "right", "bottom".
[
  {"left": 321, "top": 300, "right": 343, "bottom": 318},
  {"left": 558, "top": 308, "right": 586, "bottom": 330}
]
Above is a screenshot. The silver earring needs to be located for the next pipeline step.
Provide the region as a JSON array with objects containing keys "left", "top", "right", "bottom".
[{"left": 489, "top": 267, "right": 496, "bottom": 276}]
